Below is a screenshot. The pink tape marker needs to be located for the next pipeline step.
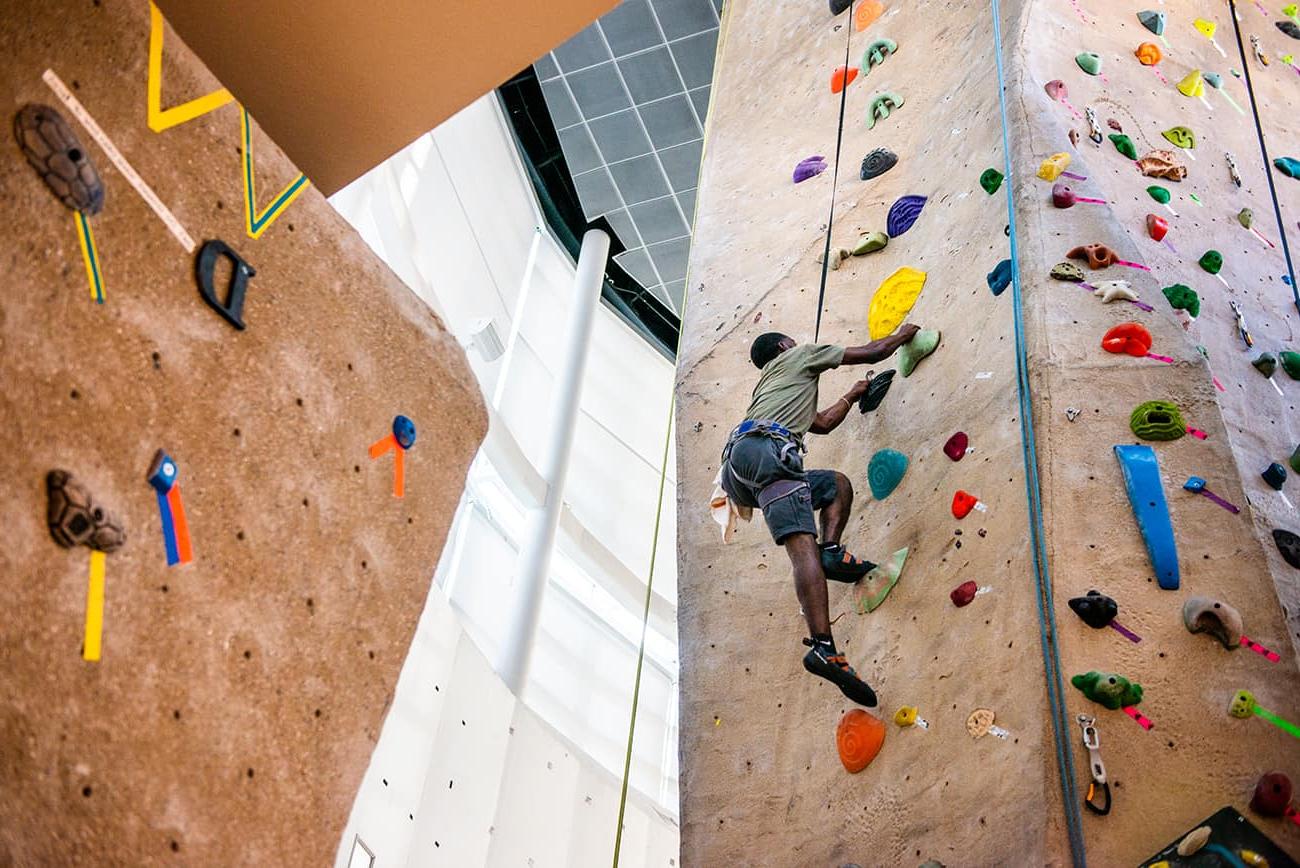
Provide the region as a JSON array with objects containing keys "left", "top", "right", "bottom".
[
  {"left": 1146, "top": 352, "right": 1175, "bottom": 364},
  {"left": 1150, "top": 66, "right": 1170, "bottom": 85},
  {"left": 1186, "top": 426, "right": 1208, "bottom": 439},
  {"left": 1123, "top": 706, "right": 1154, "bottom": 730},
  {"left": 1241, "top": 635, "right": 1281, "bottom": 662},
  {"left": 1060, "top": 98, "right": 1084, "bottom": 120},
  {"left": 1114, "top": 258, "right": 1151, "bottom": 271},
  {"left": 1213, "top": 376, "right": 1226, "bottom": 392}
]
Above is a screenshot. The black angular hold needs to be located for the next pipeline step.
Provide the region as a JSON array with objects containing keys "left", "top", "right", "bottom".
[
  {"left": 830, "top": 0, "right": 853, "bottom": 14},
  {"left": 196, "top": 239, "right": 256, "bottom": 330},
  {"left": 1273, "top": 529, "right": 1300, "bottom": 569},
  {"left": 1262, "top": 462, "right": 1288, "bottom": 491},
  {"left": 1068, "top": 589, "right": 1117, "bottom": 629}
]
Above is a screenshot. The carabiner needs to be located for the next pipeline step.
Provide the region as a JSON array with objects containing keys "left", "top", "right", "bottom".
[
  {"left": 1077, "top": 715, "right": 1111, "bottom": 816},
  {"left": 1085, "top": 779, "right": 1112, "bottom": 816}
]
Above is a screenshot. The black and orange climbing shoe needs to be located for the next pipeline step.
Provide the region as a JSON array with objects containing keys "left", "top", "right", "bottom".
[
  {"left": 830, "top": 0, "right": 852, "bottom": 14},
  {"left": 803, "top": 638, "right": 878, "bottom": 707},
  {"left": 820, "top": 542, "right": 876, "bottom": 582}
]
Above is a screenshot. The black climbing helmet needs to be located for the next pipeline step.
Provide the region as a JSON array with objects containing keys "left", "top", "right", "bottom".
[{"left": 750, "top": 332, "right": 790, "bottom": 370}]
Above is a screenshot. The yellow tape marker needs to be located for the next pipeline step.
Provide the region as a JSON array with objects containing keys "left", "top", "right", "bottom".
[
  {"left": 43, "top": 69, "right": 197, "bottom": 252},
  {"left": 74, "top": 212, "right": 106, "bottom": 303},
  {"left": 147, "top": 1, "right": 234, "bottom": 132},
  {"left": 83, "top": 550, "right": 106, "bottom": 662},
  {"left": 241, "top": 107, "right": 309, "bottom": 239}
]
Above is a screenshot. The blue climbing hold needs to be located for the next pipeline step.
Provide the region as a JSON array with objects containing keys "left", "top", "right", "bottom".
[
  {"left": 392, "top": 415, "right": 417, "bottom": 450},
  {"left": 867, "top": 448, "right": 908, "bottom": 500},
  {"left": 1275, "top": 156, "right": 1300, "bottom": 179},
  {"left": 1114, "top": 445, "right": 1180, "bottom": 590},
  {"left": 987, "top": 259, "right": 1013, "bottom": 296},
  {"left": 1183, "top": 476, "right": 1207, "bottom": 492}
]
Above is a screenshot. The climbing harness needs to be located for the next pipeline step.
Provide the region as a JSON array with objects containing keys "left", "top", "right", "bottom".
[
  {"left": 990, "top": 0, "right": 1086, "bottom": 862},
  {"left": 814, "top": 2, "right": 856, "bottom": 341},
  {"left": 1077, "top": 715, "right": 1111, "bottom": 816},
  {"left": 1226, "top": 0, "right": 1300, "bottom": 313}
]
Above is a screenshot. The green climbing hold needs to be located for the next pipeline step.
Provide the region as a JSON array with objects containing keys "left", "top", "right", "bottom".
[
  {"left": 866, "top": 92, "right": 904, "bottom": 129},
  {"left": 1131, "top": 400, "right": 1186, "bottom": 441},
  {"left": 980, "top": 168, "right": 1004, "bottom": 195},
  {"left": 867, "top": 448, "right": 908, "bottom": 499},
  {"left": 1161, "top": 284, "right": 1200, "bottom": 318},
  {"left": 1075, "top": 52, "right": 1103, "bottom": 75},
  {"left": 860, "top": 38, "right": 898, "bottom": 77},
  {"left": 898, "top": 328, "right": 940, "bottom": 378},
  {"left": 1161, "top": 126, "right": 1195, "bottom": 149},
  {"left": 1238, "top": 208, "right": 1255, "bottom": 229},
  {"left": 1253, "top": 353, "right": 1278, "bottom": 377},
  {"left": 1198, "top": 250, "right": 1224, "bottom": 274},
  {"left": 1072, "top": 671, "right": 1144, "bottom": 710},
  {"left": 1290, "top": 444, "right": 1300, "bottom": 474},
  {"left": 1146, "top": 185, "right": 1171, "bottom": 204},
  {"left": 1282, "top": 350, "right": 1300, "bottom": 380},
  {"left": 1275, "top": 157, "right": 1300, "bottom": 178},
  {"left": 851, "top": 231, "right": 889, "bottom": 256},
  {"left": 1109, "top": 134, "right": 1137, "bottom": 159}
]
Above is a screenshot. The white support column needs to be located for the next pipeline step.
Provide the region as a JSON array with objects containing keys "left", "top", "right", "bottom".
[{"left": 497, "top": 229, "right": 610, "bottom": 694}]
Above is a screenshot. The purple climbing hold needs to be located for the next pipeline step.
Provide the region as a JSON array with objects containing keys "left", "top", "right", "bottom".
[
  {"left": 886, "top": 195, "right": 927, "bottom": 237},
  {"left": 794, "top": 155, "right": 828, "bottom": 183}
]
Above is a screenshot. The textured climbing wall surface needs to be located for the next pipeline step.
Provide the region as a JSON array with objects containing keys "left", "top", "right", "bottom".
[
  {"left": 0, "top": 1, "right": 485, "bottom": 865},
  {"left": 680, "top": 0, "right": 1300, "bottom": 863},
  {"left": 675, "top": 1, "right": 1065, "bottom": 864},
  {"left": 1010, "top": 0, "right": 1300, "bottom": 859}
]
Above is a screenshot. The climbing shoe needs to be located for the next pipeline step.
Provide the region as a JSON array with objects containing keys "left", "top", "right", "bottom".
[
  {"left": 820, "top": 542, "right": 876, "bottom": 582},
  {"left": 803, "top": 639, "right": 878, "bottom": 707},
  {"left": 830, "top": 0, "right": 852, "bottom": 14},
  {"left": 857, "top": 369, "right": 895, "bottom": 414}
]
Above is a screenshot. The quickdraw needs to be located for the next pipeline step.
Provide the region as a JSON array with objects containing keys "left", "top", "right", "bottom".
[{"left": 1078, "top": 714, "right": 1112, "bottom": 816}]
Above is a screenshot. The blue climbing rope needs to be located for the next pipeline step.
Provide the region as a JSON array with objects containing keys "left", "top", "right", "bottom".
[
  {"left": 988, "top": 0, "right": 1087, "bottom": 864},
  {"left": 1225, "top": 0, "right": 1300, "bottom": 314},
  {"left": 814, "top": 3, "right": 856, "bottom": 341}
]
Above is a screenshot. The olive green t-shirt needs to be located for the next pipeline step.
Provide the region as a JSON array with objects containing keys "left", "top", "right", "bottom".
[{"left": 743, "top": 343, "right": 846, "bottom": 435}]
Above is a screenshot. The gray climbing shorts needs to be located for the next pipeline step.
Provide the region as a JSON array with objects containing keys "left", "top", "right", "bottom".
[{"left": 720, "top": 433, "right": 838, "bottom": 544}]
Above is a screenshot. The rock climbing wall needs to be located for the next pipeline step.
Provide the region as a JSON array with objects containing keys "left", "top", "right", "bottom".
[
  {"left": 676, "top": 0, "right": 1062, "bottom": 864},
  {"left": 0, "top": 1, "right": 485, "bottom": 865},
  {"left": 678, "top": 0, "right": 1300, "bottom": 863}
]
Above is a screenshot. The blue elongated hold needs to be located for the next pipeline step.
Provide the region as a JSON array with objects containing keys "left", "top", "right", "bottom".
[
  {"left": 1115, "top": 445, "right": 1180, "bottom": 589},
  {"left": 987, "top": 259, "right": 1013, "bottom": 296}
]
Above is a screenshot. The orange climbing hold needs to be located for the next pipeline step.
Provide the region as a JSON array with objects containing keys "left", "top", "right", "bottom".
[
  {"left": 1101, "top": 322, "right": 1153, "bottom": 357},
  {"left": 831, "top": 65, "right": 859, "bottom": 94},
  {"left": 836, "top": 709, "right": 886, "bottom": 773},
  {"left": 1135, "top": 42, "right": 1162, "bottom": 65},
  {"left": 855, "top": 0, "right": 885, "bottom": 31}
]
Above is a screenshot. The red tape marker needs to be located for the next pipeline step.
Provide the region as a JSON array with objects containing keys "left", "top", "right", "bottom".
[{"left": 1241, "top": 635, "right": 1281, "bottom": 662}]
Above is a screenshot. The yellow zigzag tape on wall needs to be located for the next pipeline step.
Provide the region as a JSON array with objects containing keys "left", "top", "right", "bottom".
[
  {"left": 241, "top": 108, "right": 309, "bottom": 239},
  {"left": 147, "top": 1, "right": 234, "bottom": 132}
]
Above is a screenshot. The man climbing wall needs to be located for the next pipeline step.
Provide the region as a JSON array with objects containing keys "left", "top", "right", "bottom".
[{"left": 718, "top": 323, "right": 919, "bottom": 707}]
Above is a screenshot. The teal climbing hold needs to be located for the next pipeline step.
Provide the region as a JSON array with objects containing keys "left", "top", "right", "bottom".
[
  {"left": 987, "top": 259, "right": 1012, "bottom": 296},
  {"left": 867, "top": 448, "right": 908, "bottom": 500},
  {"left": 980, "top": 168, "right": 1004, "bottom": 194},
  {"left": 1071, "top": 671, "right": 1144, "bottom": 710},
  {"left": 1161, "top": 284, "right": 1200, "bottom": 318},
  {"left": 1075, "top": 52, "right": 1103, "bottom": 75},
  {"left": 1146, "top": 185, "right": 1171, "bottom": 204},
  {"left": 1275, "top": 157, "right": 1300, "bottom": 178},
  {"left": 1115, "top": 444, "right": 1180, "bottom": 589},
  {"left": 1138, "top": 9, "right": 1166, "bottom": 35},
  {"left": 1109, "top": 134, "right": 1137, "bottom": 159}
]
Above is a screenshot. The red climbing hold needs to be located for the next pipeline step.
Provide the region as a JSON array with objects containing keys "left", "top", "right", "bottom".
[
  {"left": 1146, "top": 214, "right": 1169, "bottom": 241},
  {"left": 944, "top": 432, "right": 969, "bottom": 461},
  {"left": 950, "top": 580, "right": 979, "bottom": 607},
  {"left": 1101, "top": 322, "right": 1153, "bottom": 357},
  {"left": 952, "top": 489, "right": 978, "bottom": 519},
  {"left": 831, "top": 65, "right": 859, "bottom": 94},
  {"left": 836, "top": 709, "right": 886, "bottom": 773}
]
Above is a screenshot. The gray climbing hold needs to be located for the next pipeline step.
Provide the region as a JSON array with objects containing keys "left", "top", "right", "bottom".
[
  {"left": 1182, "top": 596, "right": 1243, "bottom": 649},
  {"left": 1277, "top": 19, "right": 1300, "bottom": 38},
  {"left": 1138, "top": 9, "right": 1166, "bottom": 35},
  {"left": 860, "top": 148, "right": 898, "bottom": 180},
  {"left": 14, "top": 104, "right": 104, "bottom": 215}
]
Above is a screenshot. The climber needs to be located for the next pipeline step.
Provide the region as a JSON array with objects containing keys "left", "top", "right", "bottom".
[{"left": 718, "top": 324, "right": 920, "bottom": 707}]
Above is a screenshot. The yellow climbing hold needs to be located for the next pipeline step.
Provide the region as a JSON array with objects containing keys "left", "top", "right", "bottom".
[
  {"left": 868, "top": 267, "right": 927, "bottom": 339},
  {"left": 894, "top": 706, "right": 919, "bottom": 727},
  {"left": 1037, "top": 152, "right": 1072, "bottom": 182},
  {"left": 1178, "top": 70, "right": 1205, "bottom": 97},
  {"left": 1193, "top": 18, "right": 1217, "bottom": 39}
]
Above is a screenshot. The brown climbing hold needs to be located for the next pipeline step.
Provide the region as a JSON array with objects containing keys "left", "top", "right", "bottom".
[
  {"left": 1067, "top": 243, "right": 1120, "bottom": 270},
  {"left": 1182, "top": 596, "right": 1243, "bottom": 649},
  {"left": 14, "top": 104, "right": 105, "bottom": 215},
  {"left": 1136, "top": 150, "right": 1188, "bottom": 181},
  {"left": 46, "top": 470, "right": 125, "bottom": 553}
]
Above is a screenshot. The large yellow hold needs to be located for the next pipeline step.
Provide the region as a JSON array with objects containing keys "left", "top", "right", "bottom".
[
  {"left": 868, "top": 266, "right": 927, "bottom": 339},
  {"left": 1178, "top": 70, "right": 1205, "bottom": 97}
]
